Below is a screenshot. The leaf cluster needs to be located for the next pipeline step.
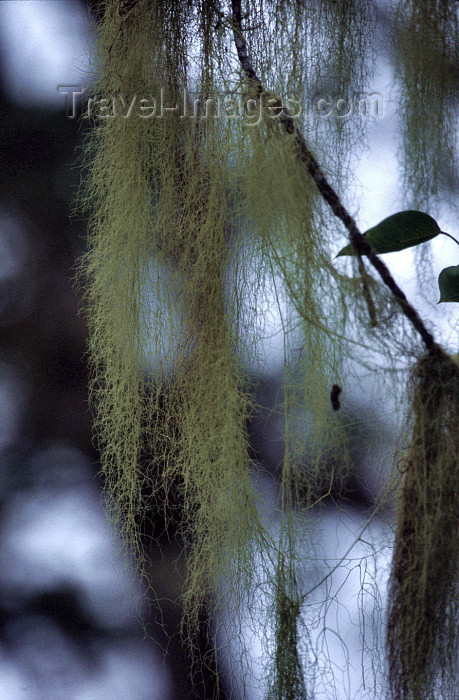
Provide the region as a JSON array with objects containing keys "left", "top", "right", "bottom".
[{"left": 337, "top": 210, "right": 459, "bottom": 302}]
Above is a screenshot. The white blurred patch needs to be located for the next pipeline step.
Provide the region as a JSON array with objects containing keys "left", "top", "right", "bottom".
[
  {"left": 0, "top": 0, "right": 93, "bottom": 108},
  {"left": 0, "top": 632, "right": 170, "bottom": 700},
  {"left": 75, "top": 641, "right": 171, "bottom": 700},
  {"left": 0, "top": 445, "right": 143, "bottom": 630}
]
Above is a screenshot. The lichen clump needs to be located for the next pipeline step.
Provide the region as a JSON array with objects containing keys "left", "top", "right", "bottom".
[
  {"left": 394, "top": 0, "right": 459, "bottom": 207},
  {"left": 387, "top": 350, "right": 459, "bottom": 700}
]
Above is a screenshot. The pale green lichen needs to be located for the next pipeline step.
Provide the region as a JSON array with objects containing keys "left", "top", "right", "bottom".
[
  {"left": 394, "top": 0, "right": 459, "bottom": 208},
  {"left": 75, "top": 2, "right": 458, "bottom": 697},
  {"left": 387, "top": 351, "right": 459, "bottom": 700}
]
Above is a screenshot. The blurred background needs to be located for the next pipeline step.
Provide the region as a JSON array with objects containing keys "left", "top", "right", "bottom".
[{"left": 0, "top": 2, "right": 457, "bottom": 699}]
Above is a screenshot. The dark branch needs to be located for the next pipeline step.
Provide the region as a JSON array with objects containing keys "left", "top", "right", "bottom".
[
  {"left": 441, "top": 231, "right": 459, "bottom": 247},
  {"left": 230, "top": 0, "right": 441, "bottom": 354}
]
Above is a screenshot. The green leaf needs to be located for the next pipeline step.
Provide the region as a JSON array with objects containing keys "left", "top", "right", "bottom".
[
  {"left": 438, "top": 265, "right": 459, "bottom": 302},
  {"left": 336, "top": 210, "right": 441, "bottom": 256}
]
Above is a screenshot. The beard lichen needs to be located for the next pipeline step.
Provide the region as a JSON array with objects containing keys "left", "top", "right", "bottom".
[
  {"left": 77, "top": 1, "right": 272, "bottom": 683},
  {"left": 393, "top": 0, "right": 459, "bottom": 208},
  {"left": 76, "top": 1, "right": 458, "bottom": 697},
  {"left": 387, "top": 350, "right": 459, "bottom": 700}
]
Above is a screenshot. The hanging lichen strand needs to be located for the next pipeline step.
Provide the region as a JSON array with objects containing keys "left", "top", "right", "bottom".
[
  {"left": 310, "top": 0, "right": 376, "bottom": 181},
  {"left": 387, "top": 351, "right": 459, "bottom": 700},
  {"left": 266, "top": 545, "right": 307, "bottom": 700},
  {"left": 77, "top": 0, "right": 272, "bottom": 671},
  {"left": 394, "top": 0, "right": 459, "bottom": 207},
  {"left": 76, "top": 1, "right": 161, "bottom": 568},
  {"left": 162, "top": 128, "right": 267, "bottom": 661},
  {"left": 240, "top": 0, "right": 376, "bottom": 185}
]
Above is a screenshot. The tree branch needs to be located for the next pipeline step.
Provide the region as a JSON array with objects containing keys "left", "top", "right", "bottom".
[{"left": 230, "top": 0, "right": 441, "bottom": 354}]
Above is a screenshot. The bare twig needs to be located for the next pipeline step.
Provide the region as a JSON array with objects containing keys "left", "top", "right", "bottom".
[{"left": 441, "top": 231, "right": 459, "bottom": 247}]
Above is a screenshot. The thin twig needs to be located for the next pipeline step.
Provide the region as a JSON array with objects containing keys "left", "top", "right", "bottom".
[
  {"left": 441, "top": 231, "right": 459, "bottom": 247},
  {"left": 230, "top": 0, "right": 442, "bottom": 355},
  {"left": 356, "top": 254, "right": 379, "bottom": 327}
]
